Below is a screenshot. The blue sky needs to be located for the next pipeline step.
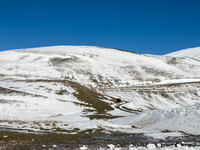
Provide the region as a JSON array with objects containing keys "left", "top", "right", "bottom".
[{"left": 0, "top": 0, "right": 200, "bottom": 55}]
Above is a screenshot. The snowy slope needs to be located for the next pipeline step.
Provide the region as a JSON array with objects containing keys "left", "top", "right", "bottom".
[
  {"left": 166, "top": 47, "right": 200, "bottom": 60},
  {"left": 1, "top": 46, "right": 200, "bottom": 81},
  {"left": 1, "top": 46, "right": 200, "bottom": 137},
  {"left": 112, "top": 103, "right": 200, "bottom": 135}
]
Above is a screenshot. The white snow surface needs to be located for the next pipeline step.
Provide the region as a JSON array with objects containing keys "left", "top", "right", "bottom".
[
  {"left": 112, "top": 103, "right": 200, "bottom": 135},
  {"left": 1, "top": 46, "right": 200, "bottom": 138},
  {"left": 166, "top": 47, "right": 200, "bottom": 60}
]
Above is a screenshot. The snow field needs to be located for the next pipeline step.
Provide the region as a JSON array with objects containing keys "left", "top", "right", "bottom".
[{"left": 1, "top": 46, "right": 200, "bottom": 138}]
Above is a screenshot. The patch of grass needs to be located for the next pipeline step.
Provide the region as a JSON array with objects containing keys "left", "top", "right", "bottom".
[
  {"left": 0, "top": 128, "right": 110, "bottom": 146},
  {"left": 131, "top": 125, "right": 139, "bottom": 129},
  {"left": 166, "top": 57, "right": 180, "bottom": 65},
  {"left": 51, "top": 127, "right": 80, "bottom": 133},
  {"left": 160, "top": 93, "right": 170, "bottom": 98},
  {"left": 7, "top": 79, "right": 121, "bottom": 120},
  {"left": 162, "top": 129, "right": 171, "bottom": 133},
  {"left": 64, "top": 80, "right": 115, "bottom": 114},
  {"left": 73, "top": 101, "right": 91, "bottom": 107},
  {"left": 49, "top": 56, "right": 80, "bottom": 66},
  {"left": 86, "top": 114, "right": 123, "bottom": 120},
  {"left": 1, "top": 130, "right": 198, "bottom": 149},
  {"left": 55, "top": 88, "right": 69, "bottom": 95}
]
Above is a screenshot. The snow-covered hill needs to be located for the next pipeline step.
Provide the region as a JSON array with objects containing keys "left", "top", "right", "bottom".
[
  {"left": 1, "top": 46, "right": 200, "bottom": 138},
  {"left": 166, "top": 47, "right": 200, "bottom": 60}
]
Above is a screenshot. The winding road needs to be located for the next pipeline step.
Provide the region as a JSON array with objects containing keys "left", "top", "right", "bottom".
[{"left": 114, "top": 101, "right": 141, "bottom": 114}]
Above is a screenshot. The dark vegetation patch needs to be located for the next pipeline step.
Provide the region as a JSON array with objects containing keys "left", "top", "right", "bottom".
[
  {"left": 0, "top": 74, "right": 6, "bottom": 77},
  {"left": 64, "top": 80, "right": 115, "bottom": 114},
  {"left": 162, "top": 129, "right": 171, "bottom": 133},
  {"left": 23, "top": 79, "right": 117, "bottom": 119},
  {"left": 165, "top": 57, "right": 180, "bottom": 65},
  {"left": 55, "top": 88, "right": 70, "bottom": 95},
  {"left": 1, "top": 130, "right": 200, "bottom": 149},
  {"left": 82, "top": 108, "right": 96, "bottom": 113},
  {"left": 49, "top": 56, "right": 80, "bottom": 66},
  {"left": 0, "top": 128, "right": 115, "bottom": 149},
  {"left": 0, "top": 99, "right": 24, "bottom": 104},
  {"left": 0, "top": 78, "right": 119, "bottom": 120},
  {"left": 0, "top": 130, "right": 143, "bottom": 149},
  {"left": 50, "top": 127, "right": 80, "bottom": 133},
  {"left": 86, "top": 114, "right": 123, "bottom": 120}
]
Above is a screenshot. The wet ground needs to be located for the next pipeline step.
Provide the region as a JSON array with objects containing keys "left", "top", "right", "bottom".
[{"left": 0, "top": 130, "right": 200, "bottom": 149}]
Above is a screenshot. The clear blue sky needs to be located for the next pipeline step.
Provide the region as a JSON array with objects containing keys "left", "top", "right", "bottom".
[{"left": 0, "top": 0, "right": 200, "bottom": 55}]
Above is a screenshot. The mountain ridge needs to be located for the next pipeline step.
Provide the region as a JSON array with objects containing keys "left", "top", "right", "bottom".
[{"left": 1, "top": 45, "right": 200, "bottom": 137}]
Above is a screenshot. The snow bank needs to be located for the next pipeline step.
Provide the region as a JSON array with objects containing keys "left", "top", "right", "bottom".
[{"left": 112, "top": 103, "right": 200, "bottom": 135}]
